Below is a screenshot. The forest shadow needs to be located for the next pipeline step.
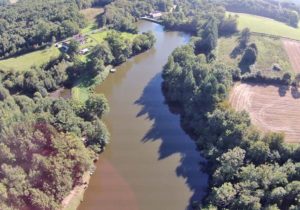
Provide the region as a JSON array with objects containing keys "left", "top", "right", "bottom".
[
  {"left": 230, "top": 45, "right": 243, "bottom": 59},
  {"left": 135, "top": 73, "right": 208, "bottom": 210}
]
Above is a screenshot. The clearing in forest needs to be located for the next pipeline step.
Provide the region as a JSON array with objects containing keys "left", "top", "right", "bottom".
[
  {"left": 282, "top": 39, "right": 300, "bottom": 73},
  {"left": 227, "top": 12, "right": 300, "bottom": 40},
  {"left": 0, "top": 46, "right": 60, "bottom": 72},
  {"left": 230, "top": 83, "right": 300, "bottom": 143}
]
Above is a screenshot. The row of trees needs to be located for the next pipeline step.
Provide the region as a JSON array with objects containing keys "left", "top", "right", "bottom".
[
  {"left": 162, "top": 40, "right": 300, "bottom": 210},
  {"left": 0, "top": 0, "right": 86, "bottom": 59}
]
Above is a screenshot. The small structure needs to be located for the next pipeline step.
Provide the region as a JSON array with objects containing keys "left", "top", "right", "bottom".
[
  {"left": 150, "top": 11, "right": 162, "bottom": 19},
  {"left": 55, "top": 43, "right": 62, "bottom": 48},
  {"left": 170, "top": 5, "right": 177, "bottom": 12},
  {"left": 110, "top": 68, "right": 117, "bottom": 73},
  {"left": 61, "top": 43, "right": 69, "bottom": 53},
  {"left": 73, "top": 34, "right": 86, "bottom": 45},
  {"left": 272, "top": 63, "right": 282, "bottom": 71},
  {"left": 79, "top": 48, "right": 89, "bottom": 55}
]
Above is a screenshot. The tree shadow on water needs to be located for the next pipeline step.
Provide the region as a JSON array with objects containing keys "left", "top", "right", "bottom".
[{"left": 135, "top": 73, "right": 208, "bottom": 210}]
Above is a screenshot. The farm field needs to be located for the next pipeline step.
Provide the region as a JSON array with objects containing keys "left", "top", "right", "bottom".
[
  {"left": 0, "top": 46, "right": 60, "bottom": 71},
  {"left": 282, "top": 39, "right": 300, "bottom": 73},
  {"left": 218, "top": 34, "right": 293, "bottom": 77},
  {"left": 230, "top": 83, "right": 300, "bottom": 143},
  {"left": 227, "top": 12, "right": 300, "bottom": 40}
]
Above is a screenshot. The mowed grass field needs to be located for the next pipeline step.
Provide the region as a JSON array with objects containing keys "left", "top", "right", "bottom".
[
  {"left": 227, "top": 12, "right": 300, "bottom": 40},
  {"left": 0, "top": 46, "right": 61, "bottom": 71},
  {"left": 230, "top": 83, "right": 300, "bottom": 143},
  {"left": 218, "top": 34, "right": 293, "bottom": 77}
]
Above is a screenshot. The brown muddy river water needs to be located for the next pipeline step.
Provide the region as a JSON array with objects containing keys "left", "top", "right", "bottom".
[{"left": 78, "top": 21, "right": 207, "bottom": 210}]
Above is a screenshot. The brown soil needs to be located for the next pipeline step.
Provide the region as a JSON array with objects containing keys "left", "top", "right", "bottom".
[
  {"left": 282, "top": 39, "right": 300, "bottom": 73},
  {"left": 230, "top": 83, "right": 300, "bottom": 143}
]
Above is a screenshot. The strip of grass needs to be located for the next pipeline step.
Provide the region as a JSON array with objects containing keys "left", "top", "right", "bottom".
[
  {"left": 71, "top": 67, "right": 111, "bottom": 103},
  {"left": 218, "top": 34, "right": 293, "bottom": 78},
  {"left": 0, "top": 46, "right": 60, "bottom": 71},
  {"left": 228, "top": 12, "right": 300, "bottom": 40}
]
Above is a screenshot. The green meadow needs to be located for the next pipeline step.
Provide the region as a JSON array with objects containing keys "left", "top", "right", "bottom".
[
  {"left": 0, "top": 46, "right": 60, "bottom": 71},
  {"left": 228, "top": 12, "right": 300, "bottom": 40},
  {"left": 218, "top": 34, "right": 293, "bottom": 77}
]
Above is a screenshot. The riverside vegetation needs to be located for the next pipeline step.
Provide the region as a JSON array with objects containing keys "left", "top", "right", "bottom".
[
  {"left": 0, "top": 0, "right": 155, "bottom": 209},
  {"left": 0, "top": 0, "right": 299, "bottom": 209}
]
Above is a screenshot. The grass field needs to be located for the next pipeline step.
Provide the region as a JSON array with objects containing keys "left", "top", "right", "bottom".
[
  {"left": 0, "top": 46, "right": 60, "bottom": 71},
  {"left": 80, "top": 7, "right": 104, "bottom": 22},
  {"left": 218, "top": 34, "right": 293, "bottom": 77},
  {"left": 228, "top": 12, "right": 300, "bottom": 40},
  {"left": 72, "top": 67, "right": 111, "bottom": 103},
  {"left": 80, "top": 7, "right": 104, "bottom": 34}
]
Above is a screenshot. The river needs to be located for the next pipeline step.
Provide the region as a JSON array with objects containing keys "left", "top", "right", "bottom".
[{"left": 78, "top": 20, "right": 208, "bottom": 210}]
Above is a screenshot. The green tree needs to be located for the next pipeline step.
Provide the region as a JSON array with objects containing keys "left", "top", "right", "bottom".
[{"left": 85, "top": 94, "right": 109, "bottom": 119}]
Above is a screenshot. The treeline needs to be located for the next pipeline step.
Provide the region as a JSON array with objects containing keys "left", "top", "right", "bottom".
[
  {"left": 163, "top": 40, "right": 300, "bottom": 210},
  {"left": 217, "top": 0, "right": 299, "bottom": 27},
  {"left": 0, "top": 85, "right": 110, "bottom": 209},
  {"left": 99, "top": 0, "right": 173, "bottom": 32},
  {"left": 0, "top": 0, "right": 86, "bottom": 59}
]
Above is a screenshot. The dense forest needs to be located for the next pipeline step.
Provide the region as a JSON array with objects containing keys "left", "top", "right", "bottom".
[
  {"left": 0, "top": 80, "right": 111, "bottom": 209},
  {"left": 0, "top": 0, "right": 86, "bottom": 59}
]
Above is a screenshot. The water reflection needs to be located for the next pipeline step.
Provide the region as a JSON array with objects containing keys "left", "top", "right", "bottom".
[{"left": 135, "top": 73, "right": 208, "bottom": 209}]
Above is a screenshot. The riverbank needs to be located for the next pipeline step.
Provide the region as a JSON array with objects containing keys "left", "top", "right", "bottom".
[
  {"left": 78, "top": 20, "right": 207, "bottom": 210},
  {"left": 61, "top": 173, "right": 91, "bottom": 210}
]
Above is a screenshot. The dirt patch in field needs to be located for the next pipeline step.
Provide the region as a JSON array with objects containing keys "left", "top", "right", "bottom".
[
  {"left": 230, "top": 83, "right": 300, "bottom": 143},
  {"left": 282, "top": 39, "right": 300, "bottom": 73}
]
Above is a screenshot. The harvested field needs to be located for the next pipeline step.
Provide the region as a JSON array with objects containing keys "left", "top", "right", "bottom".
[
  {"left": 230, "top": 83, "right": 300, "bottom": 143},
  {"left": 282, "top": 39, "right": 300, "bottom": 73}
]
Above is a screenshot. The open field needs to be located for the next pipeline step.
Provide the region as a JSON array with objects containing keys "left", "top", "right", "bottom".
[
  {"left": 80, "top": 7, "right": 104, "bottom": 34},
  {"left": 282, "top": 39, "right": 300, "bottom": 73},
  {"left": 72, "top": 67, "right": 111, "bottom": 103},
  {"left": 218, "top": 34, "right": 293, "bottom": 77},
  {"left": 227, "top": 12, "right": 300, "bottom": 40},
  {"left": 0, "top": 46, "right": 60, "bottom": 71},
  {"left": 229, "top": 83, "right": 300, "bottom": 143},
  {"left": 80, "top": 7, "right": 104, "bottom": 22}
]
